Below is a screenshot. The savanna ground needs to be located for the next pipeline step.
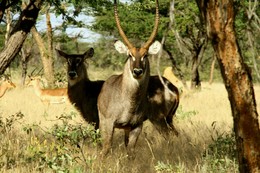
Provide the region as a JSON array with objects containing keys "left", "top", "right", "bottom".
[{"left": 0, "top": 66, "right": 260, "bottom": 173}]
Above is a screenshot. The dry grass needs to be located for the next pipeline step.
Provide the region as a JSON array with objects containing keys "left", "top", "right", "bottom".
[{"left": 0, "top": 73, "right": 260, "bottom": 172}]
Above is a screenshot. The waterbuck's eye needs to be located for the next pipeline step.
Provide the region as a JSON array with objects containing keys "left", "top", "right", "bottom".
[
  {"left": 76, "top": 58, "right": 82, "bottom": 65},
  {"left": 68, "top": 59, "right": 73, "bottom": 65},
  {"left": 130, "top": 55, "right": 136, "bottom": 62},
  {"left": 141, "top": 54, "right": 148, "bottom": 61}
]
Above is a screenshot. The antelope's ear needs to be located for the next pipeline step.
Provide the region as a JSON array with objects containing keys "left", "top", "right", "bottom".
[
  {"left": 114, "top": 40, "right": 128, "bottom": 54},
  {"left": 148, "top": 41, "right": 161, "bottom": 55},
  {"left": 84, "top": 48, "right": 94, "bottom": 59},
  {"left": 56, "top": 49, "right": 68, "bottom": 59}
]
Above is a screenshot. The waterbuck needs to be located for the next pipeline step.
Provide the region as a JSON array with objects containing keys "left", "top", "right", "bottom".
[
  {"left": 147, "top": 75, "right": 179, "bottom": 137},
  {"left": 98, "top": 0, "right": 164, "bottom": 157},
  {"left": 56, "top": 48, "right": 104, "bottom": 130}
]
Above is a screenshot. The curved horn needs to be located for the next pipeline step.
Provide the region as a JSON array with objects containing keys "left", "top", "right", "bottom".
[
  {"left": 114, "top": 0, "right": 134, "bottom": 49},
  {"left": 29, "top": 68, "right": 37, "bottom": 77},
  {"left": 142, "top": 0, "right": 159, "bottom": 50}
]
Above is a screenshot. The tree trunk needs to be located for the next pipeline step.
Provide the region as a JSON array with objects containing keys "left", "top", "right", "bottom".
[
  {"left": 247, "top": 29, "right": 260, "bottom": 82},
  {"left": 208, "top": 53, "right": 216, "bottom": 85},
  {"left": 190, "top": 53, "right": 201, "bottom": 90},
  {"left": 246, "top": 0, "right": 260, "bottom": 82},
  {"left": 190, "top": 60, "right": 201, "bottom": 90},
  {"left": 196, "top": 0, "right": 260, "bottom": 172},
  {"left": 31, "top": 26, "right": 54, "bottom": 87},
  {"left": 20, "top": 47, "right": 31, "bottom": 86},
  {"left": 0, "top": 0, "right": 43, "bottom": 74},
  {"left": 4, "top": 8, "right": 11, "bottom": 45},
  {"left": 45, "top": 5, "right": 55, "bottom": 86},
  {"left": 190, "top": 42, "right": 206, "bottom": 90}
]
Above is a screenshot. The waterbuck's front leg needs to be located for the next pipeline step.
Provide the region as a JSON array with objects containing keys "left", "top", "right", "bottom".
[
  {"left": 100, "top": 117, "right": 115, "bottom": 157},
  {"left": 126, "top": 125, "right": 143, "bottom": 158}
]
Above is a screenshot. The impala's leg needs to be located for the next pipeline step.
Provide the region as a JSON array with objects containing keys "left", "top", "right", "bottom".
[
  {"left": 126, "top": 124, "right": 142, "bottom": 158},
  {"left": 100, "top": 117, "right": 114, "bottom": 157}
]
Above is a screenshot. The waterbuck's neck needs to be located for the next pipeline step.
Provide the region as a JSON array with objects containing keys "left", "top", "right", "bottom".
[{"left": 121, "top": 58, "right": 150, "bottom": 100}]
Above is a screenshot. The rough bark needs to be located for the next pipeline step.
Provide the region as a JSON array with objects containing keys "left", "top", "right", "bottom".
[
  {"left": 208, "top": 53, "right": 216, "bottom": 85},
  {"left": 20, "top": 47, "right": 31, "bottom": 86},
  {"left": 45, "top": 6, "right": 55, "bottom": 86},
  {"left": 0, "top": 0, "right": 44, "bottom": 74},
  {"left": 196, "top": 0, "right": 260, "bottom": 172},
  {"left": 4, "top": 8, "right": 11, "bottom": 44}
]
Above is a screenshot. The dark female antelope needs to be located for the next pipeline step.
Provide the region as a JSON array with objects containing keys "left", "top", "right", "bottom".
[
  {"left": 98, "top": 0, "right": 163, "bottom": 157},
  {"left": 56, "top": 48, "right": 104, "bottom": 130}
]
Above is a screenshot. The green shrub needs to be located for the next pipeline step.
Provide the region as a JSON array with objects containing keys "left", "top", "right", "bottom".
[{"left": 201, "top": 130, "right": 238, "bottom": 172}]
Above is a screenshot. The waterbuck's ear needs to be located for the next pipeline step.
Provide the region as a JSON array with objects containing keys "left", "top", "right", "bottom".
[
  {"left": 114, "top": 40, "right": 128, "bottom": 54},
  {"left": 55, "top": 49, "right": 68, "bottom": 59},
  {"left": 148, "top": 41, "right": 161, "bottom": 55},
  {"left": 84, "top": 48, "right": 94, "bottom": 59}
]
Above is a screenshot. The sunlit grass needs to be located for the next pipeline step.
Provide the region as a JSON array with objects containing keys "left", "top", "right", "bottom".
[{"left": 0, "top": 71, "right": 259, "bottom": 172}]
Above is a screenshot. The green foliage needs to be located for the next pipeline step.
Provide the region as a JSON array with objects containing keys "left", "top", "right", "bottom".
[
  {"left": 50, "top": 111, "right": 101, "bottom": 147},
  {"left": 201, "top": 129, "right": 238, "bottom": 172},
  {"left": 0, "top": 111, "right": 100, "bottom": 172},
  {"left": 92, "top": 0, "right": 169, "bottom": 42},
  {"left": 174, "top": 0, "right": 201, "bottom": 37},
  {"left": 0, "top": 25, "right": 6, "bottom": 51},
  {"left": 155, "top": 161, "right": 174, "bottom": 172},
  {"left": 0, "top": 108, "right": 240, "bottom": 172},
  {"left": 176, "top": 105, "right": 198, "bottom": 120},
  {"left": 92, "top": 38, "right": 126, "bottom": 69}
]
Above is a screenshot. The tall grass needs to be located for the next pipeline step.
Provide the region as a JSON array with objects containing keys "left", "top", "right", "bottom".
[{"left": 0, "top": 71, "right": 259, "bottom": 172}]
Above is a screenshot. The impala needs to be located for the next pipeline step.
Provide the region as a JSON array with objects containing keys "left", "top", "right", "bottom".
[
  {"left": 27, "top": 76, "right": 68, "bottom": 104},
  {"left": 0, "top": 77, "right": 16, "bottom": 98},
  {"left": 56, "top": 48, "right": 104, "bottom": 130},
  {"left": 98, "top": 0, "right": 178, "bottom": 157}
]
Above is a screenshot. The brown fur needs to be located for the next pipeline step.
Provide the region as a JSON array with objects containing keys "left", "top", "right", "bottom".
[
  {"left": 98, "top": 51, "right": 150, "bottom": 157},
  {"left": 148, "top": 76, "right": 179, "bottom": 137},
  {"left": 56, "top": 48, "right": 104, "bottom": 130},
  {"left": 27, "top": 76, "right": 68, "bottom": 104},
  {"left": 0, "top": 79, "right": 16, "bottom": 98},
  {"left": 98, "top": 0, "right": 162, "bottom": 158}
]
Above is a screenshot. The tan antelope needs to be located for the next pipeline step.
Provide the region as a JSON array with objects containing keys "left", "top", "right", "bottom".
[
  {"left": 98, "top": 0, "right": 179, "bottom": 157},
  {"left": 163, "top": 66, "right": 187, "bottom": 94},
  {"left": 0, "top": 77, "right": 16, "bottom": 98},
  {"left": 56, "top": 48, "right": 104, "bottom": 130},
  {"left": 27, "top": 76, "right": 68, "bottom": 104}
]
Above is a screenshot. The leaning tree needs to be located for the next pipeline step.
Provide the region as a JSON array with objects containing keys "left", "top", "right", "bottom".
[
  {"left": 0, "top": 0, "right": 44, "bottom": 74},
  {"left": 196, "top": 0, "right": 260, "bottom": 172}
]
